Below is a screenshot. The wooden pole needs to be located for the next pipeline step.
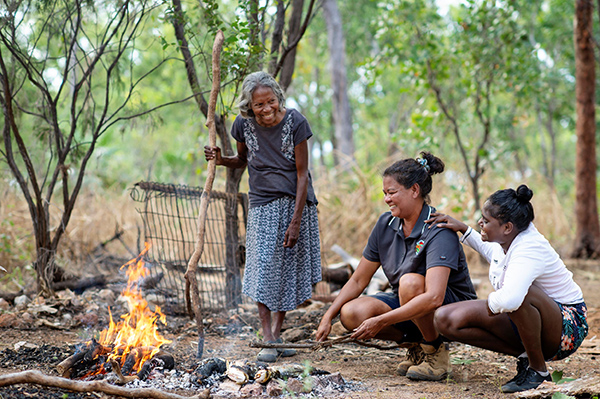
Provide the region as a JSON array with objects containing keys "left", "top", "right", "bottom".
[{"left": 184, "top": 30, "right": 224, "bottom": 359}]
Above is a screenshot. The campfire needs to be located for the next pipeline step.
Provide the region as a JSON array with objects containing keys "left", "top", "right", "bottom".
[
  {"left": 57, "top": 244, "right": 174, "bottom": 381},
  {"left": 40, "top": 245, "right": 357, "bottom": 398}
]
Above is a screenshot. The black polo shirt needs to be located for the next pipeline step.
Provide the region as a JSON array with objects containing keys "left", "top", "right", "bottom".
[{"left": 363, "top": 205, "right": 477, "bottom": 302}]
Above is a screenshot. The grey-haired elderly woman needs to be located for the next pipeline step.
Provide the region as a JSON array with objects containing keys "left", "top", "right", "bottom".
[{"left": 204, "top": 71, "right": 321, "bottom": 362}]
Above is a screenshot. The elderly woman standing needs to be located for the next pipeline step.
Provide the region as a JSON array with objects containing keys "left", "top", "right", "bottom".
[{"left": 205, "top": 71, "right": 321, "bottom": 362}]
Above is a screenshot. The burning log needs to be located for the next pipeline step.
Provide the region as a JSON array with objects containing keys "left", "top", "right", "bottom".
[
  {"left": 137, "top": 351, "right": 175, "bottom": 381},
  {"left": 58, "top": 245, "right": 173, "bottom": 381},
  {"left": 0, "top": 370, "right": 211, "bottom": 399},
  {"left": 56, "top": 339, "right": 112, "bottom": 378},
  {"left": 122, "top": 346, "right": 152, "bottom": 375}
]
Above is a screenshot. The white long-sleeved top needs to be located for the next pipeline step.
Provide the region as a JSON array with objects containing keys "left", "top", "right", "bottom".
[{"left": 461, "top": 223, "right": 584, "bottom": 314}]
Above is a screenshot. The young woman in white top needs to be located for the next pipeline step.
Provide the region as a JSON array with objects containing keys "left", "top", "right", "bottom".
[{"left": 428, "top": 185, "right": 588, "bottom": 393}]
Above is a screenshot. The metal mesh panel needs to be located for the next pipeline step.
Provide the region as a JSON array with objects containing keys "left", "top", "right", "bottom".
[{"left": 130, "top": 181, "right": 248, "bottom": 314}]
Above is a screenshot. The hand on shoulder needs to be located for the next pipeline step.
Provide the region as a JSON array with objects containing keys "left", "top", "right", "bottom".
[{"left": 426, "top": 212, "right": 469, "bottom": 234}]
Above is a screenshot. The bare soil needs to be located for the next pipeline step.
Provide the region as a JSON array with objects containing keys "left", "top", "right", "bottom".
[{"left": 1, "top": 260, "right": 599, "bottom": 399}]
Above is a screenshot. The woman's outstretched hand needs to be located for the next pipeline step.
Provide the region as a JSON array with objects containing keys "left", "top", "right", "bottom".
[
  {"left": 315, "top": 317, "right": 332, "bottom": 342},
  {"left": 204, "top": 145, "right": 223, "bottom": 165},
  {"left": 426, "top": 212, "right": 469, "bottom": 234},
  {"left": 350, "top": 316, "right": 385, "bottom": 341}
]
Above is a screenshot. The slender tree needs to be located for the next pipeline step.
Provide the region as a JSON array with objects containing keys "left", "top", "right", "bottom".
[
  {"left": 572, "top": 0, "right": 600, "bottom": 258},
  {"left": 0, "top": 0, "right": 178, "bottom": 295},
  {"left": 322, "top": 0, "right": 355, "bottom": 171}
]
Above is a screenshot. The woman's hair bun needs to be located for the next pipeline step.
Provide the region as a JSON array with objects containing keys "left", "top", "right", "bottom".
[
  {"left": 515, "top": 184, "right": 533, "bottom": 203},
  {"left": 420, "top": 151, "right": 445, "bottom": 175}
]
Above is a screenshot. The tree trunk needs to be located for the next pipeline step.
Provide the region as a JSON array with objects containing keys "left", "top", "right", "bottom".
[
  {"left": 267, "top": 0, "right": 286, "bottom": 76},
  {"left": 279, "top": 0, "right": 304, "bottom": 92},
  {"left": 171, "top": 1, "right": 245, "bottom": 303},
  {"left": 573, "top": 0, "right": 600, "bottom": 258},
  {"left": 322, "top": 0, "right": 355, "bottom": 171}
]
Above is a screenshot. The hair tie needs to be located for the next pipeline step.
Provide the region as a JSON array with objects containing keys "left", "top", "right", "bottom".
[{"left": 417, "top": 157, "right": 430, "bottom": 172}]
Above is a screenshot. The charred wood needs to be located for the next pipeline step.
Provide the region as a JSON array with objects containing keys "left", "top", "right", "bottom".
[
  {"left": 52, "top": 275, "right": 106, "bottom": 293},
  {"left": 137, "top": 351, "right": 174, "bottom": 381},
  {"left": 192, "top": 357, "right": 227, "bottom": 385},
  {"left": 56, "top": 339, "right": 112, "bottom": 378}
]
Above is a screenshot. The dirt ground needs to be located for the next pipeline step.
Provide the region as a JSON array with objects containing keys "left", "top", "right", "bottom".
[{"left": 1, "top": 260, "right": 600, "bottom": 399}]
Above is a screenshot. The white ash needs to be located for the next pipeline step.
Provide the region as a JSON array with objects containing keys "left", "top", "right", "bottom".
[
  {"left": 121, "top": 368, "right": 363, "bottom": 398},
  {"left": 124, "top": 369, "right": 197, "bottom": 391}
]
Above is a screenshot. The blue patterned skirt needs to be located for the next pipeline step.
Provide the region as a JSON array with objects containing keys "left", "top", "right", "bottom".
[{"left": 242, "top": 196, "right": 322, "bottom": 312}]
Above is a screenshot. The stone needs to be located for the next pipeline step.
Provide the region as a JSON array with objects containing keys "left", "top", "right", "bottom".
[
  {"left": 281, "top": 327, "right": 309, "bottom": 342},
  {"left": 303, "top": 301, "right": 325, "bottom": 313},
  {"left": 218, "top": 379, "right": 241, "bottom": 392},
  {"left": 0, "top": 298, "right": 9, "bottom": 311},
  {"left": 145, "top": 294, "right": 165, "bottom": 306},
  {"left": 98, "top": 289, "right": 116, "bottom": 306},
  {"left": 75, "top": 312, "right": 99, "bottom": 326},
  {"left": 319, "top": 372, "right": 345, "bottom": 386},
  {"left": 20, "top": 312, "right": 34, "bottom": 325},
  {"left": 13, "top": 295, "right": 30, "bottom": 309},
  {"left": 240, "top": 382, "right": 263, "bottom": 397},
  {"left": 283, "top": 378, "right": 312, "bottom": 393},
  {"left": 266, "top": 379, "right": 284, "bottom": 396},
  {"left": 0, "top": 313, "right": 18, "bottom": 328}
]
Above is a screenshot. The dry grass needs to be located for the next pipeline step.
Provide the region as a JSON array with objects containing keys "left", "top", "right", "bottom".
[
  {"left": 0, "top": 164, "right": 577, "bottom": 293},
  {"left": 314, "top": 163, "right": 576, "bottom": 269},
  {"left": 0, "top": 186, "right": 141, "bottom": 291}
]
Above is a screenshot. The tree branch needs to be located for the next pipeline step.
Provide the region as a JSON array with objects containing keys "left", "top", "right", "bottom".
[
  {"left": 0, "top": 370, "right": 210, "bottom": 399},
  {"left": 272, "top": 0, "right": 320, "bottom": 78}
]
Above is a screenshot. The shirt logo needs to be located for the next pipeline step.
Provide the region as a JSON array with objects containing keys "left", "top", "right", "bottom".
[{"left": 415, "top": 240, "right": 425, "bottom": 255}]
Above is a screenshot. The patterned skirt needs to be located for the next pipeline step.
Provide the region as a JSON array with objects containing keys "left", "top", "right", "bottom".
[{"left": 242, "top": 196, "right": 322, "bottom": 312}]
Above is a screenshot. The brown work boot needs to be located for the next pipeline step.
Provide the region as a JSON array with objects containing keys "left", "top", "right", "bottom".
[
  {"left": 405, "top": 342, "right": 451, "bottom": 381},
  {"left": 396, "top": 344, "right": 424, "bottom": 376}
]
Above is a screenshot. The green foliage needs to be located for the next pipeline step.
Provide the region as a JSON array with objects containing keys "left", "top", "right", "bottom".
[
  {"left": 551, "top": 393, "right": 576, "bottom": 399},
  {"left": 450, "top": 357, "right": 475, "bottom": 365},
  {"left": 551, "top": 370, "right": 576, "bottom": 384}
]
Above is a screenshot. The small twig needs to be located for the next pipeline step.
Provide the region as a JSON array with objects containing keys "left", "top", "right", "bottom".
[{"left": 249, "top": 334, "right": 417, "bottom": 352}]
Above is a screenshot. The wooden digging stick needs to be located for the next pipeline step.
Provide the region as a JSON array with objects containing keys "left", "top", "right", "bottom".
[{"left": 184, "top": 29, "right": 224, "bottom": 360}]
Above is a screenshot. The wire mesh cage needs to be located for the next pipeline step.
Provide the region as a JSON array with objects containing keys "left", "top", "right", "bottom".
[{"left": 130, "top": 181, "right": 249, "bottom": 314}]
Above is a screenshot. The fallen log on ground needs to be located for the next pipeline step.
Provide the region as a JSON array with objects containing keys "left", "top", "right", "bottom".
[
  {"left": 52, "top": 275, "right": 107, "bottom": 293},
  {"left": 0, "top": 370, "right": 210, "bottom": 399},
  {"left": 0, "top": 290, "right": 23, "bottom": 304}
]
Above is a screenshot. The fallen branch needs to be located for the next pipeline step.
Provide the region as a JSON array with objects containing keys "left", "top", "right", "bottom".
[
  {"left": 52, "top": 275, "right": 107, "bottom": 292},
  {"left": 0, "top": 370, "right": 210, "bottom": 399},
  {"left": 249, "top": 334, "right": 417, "bottom": 351},
  {"left": 110, "top": 358, "right": 138, "bottom": 385}
]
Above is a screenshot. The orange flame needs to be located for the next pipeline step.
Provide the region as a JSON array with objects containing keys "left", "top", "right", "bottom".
[{"left": 88, "top": 243, "right": 171, "bottom": 376}]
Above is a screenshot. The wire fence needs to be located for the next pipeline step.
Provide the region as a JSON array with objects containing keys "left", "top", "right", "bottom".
[{"left": 130, "top": 181, "right": 249, "bottom": 314}]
